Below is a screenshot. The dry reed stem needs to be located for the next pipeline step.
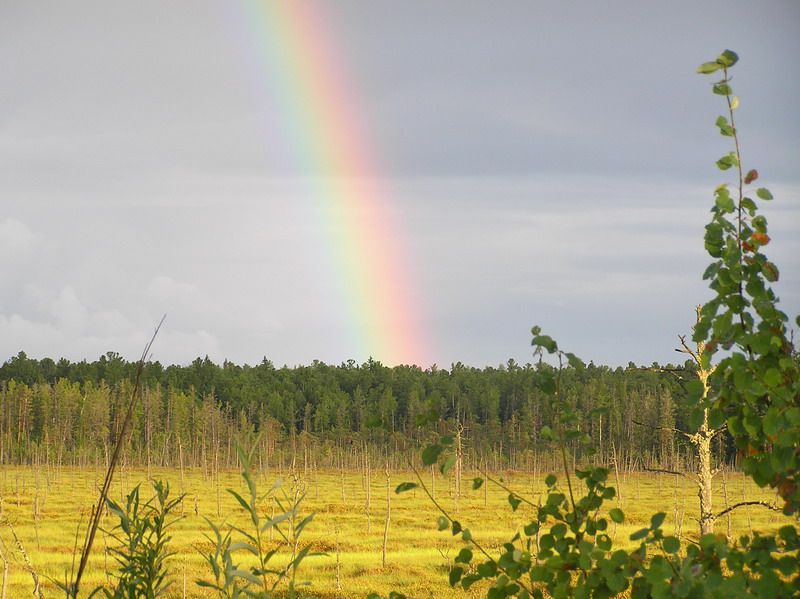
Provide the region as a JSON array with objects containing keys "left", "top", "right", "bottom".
[{"left": 73, "top": 316, "right": 165, "bottom": 594}]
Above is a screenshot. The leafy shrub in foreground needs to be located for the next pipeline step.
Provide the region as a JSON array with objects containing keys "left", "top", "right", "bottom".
[
  {"left": 394, "top": 49, "right": 799, "bottom": 599},
  {"left": 197, "top": 442, "right": 319, "bottom": 598},
  {"left": 99, "top": 481, "right": 184, "bottom": 599}
]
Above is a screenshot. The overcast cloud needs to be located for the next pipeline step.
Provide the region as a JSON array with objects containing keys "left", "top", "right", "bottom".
[{"left": 1, "top": 0, "right": 798, "bottom": 368}]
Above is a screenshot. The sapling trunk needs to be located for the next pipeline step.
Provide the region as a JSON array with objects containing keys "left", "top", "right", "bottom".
[
  {"left": 340, "top": 451, "right": 346, "bottom": 503},
  {"left": 382, "top": 464, "right": 390, "bottom": 569},
  {"left": 611, "top": 440, "right": 623, "bottom": 503},
  {"left": 335, "top": 520, "right": 342, "bottom": 594},
  {"left": 365, "top": 449, "right": 371, "bottom": 534},
  {"left": 722, "top": 467, "right": 733, "bottom": 541},
  {"left": 454, "top": 423, "right": 463, "bottom": 513}
]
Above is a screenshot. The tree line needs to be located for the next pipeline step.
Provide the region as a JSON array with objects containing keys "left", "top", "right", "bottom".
[{"left": 0, "top": 350, "right": 726, "bottom": 473}]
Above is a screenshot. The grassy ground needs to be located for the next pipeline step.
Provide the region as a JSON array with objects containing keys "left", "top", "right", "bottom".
[{"left": 0, "top": 464, "right": 790, "bottom": 598}]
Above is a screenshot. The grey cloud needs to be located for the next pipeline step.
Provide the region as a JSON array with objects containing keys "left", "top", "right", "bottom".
[{"left": 1, "top": 1, "right": 798, "bottom": 367}]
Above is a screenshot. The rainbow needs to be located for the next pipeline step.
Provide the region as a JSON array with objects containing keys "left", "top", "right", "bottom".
[{"left": 237, "top": 1, "right": 428, "bottom": 366}]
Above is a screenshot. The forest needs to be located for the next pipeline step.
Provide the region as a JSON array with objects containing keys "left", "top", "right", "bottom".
[{"left": 0, "top": 350, "right": 712, "bottom": 473}]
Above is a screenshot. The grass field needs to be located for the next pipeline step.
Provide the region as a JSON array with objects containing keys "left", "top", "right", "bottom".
[{"left": 0, "top": 464, "right": 789, "bottom": 598}]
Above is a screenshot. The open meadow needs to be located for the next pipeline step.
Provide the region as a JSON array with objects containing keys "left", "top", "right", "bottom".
[{"left": 0, "top": 464, "right": 790, "bottom": 598}]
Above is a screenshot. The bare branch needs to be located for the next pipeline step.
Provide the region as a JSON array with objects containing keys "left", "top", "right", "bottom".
[
  {"left": 637, "top": 366, "right": 688, "bottom": 383},
  {"left": 632, "top": 419, "right": 691, "bottom": 439},
  {"left": 642, "top": 466, "right": 690, "bottom": 480},
  {"left": 710, "top": 425, "right": 728, "bottom": 439},
  {"left": 677, "top": 334, "right": 701, "bottom": 365},
  {"left": 715, "top": 501, "right": 779, "bottom": 519}
]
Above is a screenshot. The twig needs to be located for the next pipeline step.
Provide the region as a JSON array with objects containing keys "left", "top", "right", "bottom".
[{"left": 480, "top": 469, "right": 540, "bottom": 509}]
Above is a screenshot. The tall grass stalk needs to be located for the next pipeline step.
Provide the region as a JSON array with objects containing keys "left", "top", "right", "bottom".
[{"left": 71, "top": 316, "right": 165, "bottom": 596}]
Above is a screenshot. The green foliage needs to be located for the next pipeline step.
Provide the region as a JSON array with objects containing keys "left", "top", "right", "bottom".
[
  {"left": 393, "top": 49, "right": 800, "bottom": 599},
  {"left": 693, "top": 50, "right": 800, "bottom": 514},
  {"left": 100, "top": 481, "right": 184, "bottom": 599},
  {"left": 196, "top": 441, "right": 320, "bottom": 598}
]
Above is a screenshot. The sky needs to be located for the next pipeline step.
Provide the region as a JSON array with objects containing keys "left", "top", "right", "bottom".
[{"left": 1, "top": 0, "right": 798, "bottom": 369}]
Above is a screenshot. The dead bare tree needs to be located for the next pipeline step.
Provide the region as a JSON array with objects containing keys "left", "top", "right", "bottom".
[{"left": 637, "top": 306, "right": 778, "bottom": 536}]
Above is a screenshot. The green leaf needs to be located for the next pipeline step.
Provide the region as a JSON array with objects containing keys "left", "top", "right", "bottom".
[
  {"left": 455, "top": 547, "right": 473, "bottom": 564},
  {"left": 763, "top": 368, "right": 782, "bottom": 388},
  {"left": 437, "top": 516, "right": 449, "bottom": 531},
  {"left": 762, "top": 261, "right": 779, "bottom": 282},
  {"left": 662, "top": 536, "right": 680, "bottom": 554},
  {"left": 472, "top": 477, "right": 484, "bottom": 490},
  {"left": 713, "top": 81, "right": 732, "bottom": 95},
  {"left": 538, "top": 371, "right": 556, "bottom": 395},
  {"left": 524, "top": 521, "right": 539, "bottom": 536},
  {"left": 715, "top": 115, "right": 734, "bottom": 136},
  {"left": 708, "top": 407, "right": 726, "bottom": 430},
  {"left": 452, "top": 520, "right": 462, "bottom": 535},
  {"left": 752, "top": 215, "right": 767, "bottom": 232},
  {"left": 422, "top": 444, "right": 443, "bottom": 466},
  {"left": 717, "top": 49, "right": 739, "bottom": 67},
  {"left": 650, "top": 512, "right": 666, "bottom": 530},
  {"left": 630, "top": 528, "right": 649, "bottom": 541},
  {"left": 477, "top": 561, "right": 498, "bottom": 578},
  {"left": 697, "top": 61, "right": 721, "bottom": 74},
  {"left": 508, "top": 494, "right": 522, "bottom": 511},
  {"left": 565, "top": 352, "right": 585, "bottom": 370},
  {"left": 609, "top": 508, "right": 624, "bottom": 524},
  {"left": 715, "top": 193, "right": 735, "bottom": 213},
  {"left": 440, "top": 454, "right": 457, "bottom": 475},
  {"left": 449, "top": 565, "right": 464, "bottom": 586},
  {"left": 756, "top": 187, "right": 773, "bottom": 200},
  {"left": 532, "top": 334, "right": 558, "bottom": 353},
  {"left": 229, "top": 568, "right": 262, "bottom": 585},
  {"left": 762, "top": 408, "right": 781, "bottom": 438},
  {"left": 395, "top": 482, "right": 418, "bottom": 494},
  {"left": 685, "top": 379, "right": 705, "bottom": 402},
  {"left": 551, "top": 523, "right": 567, "bottom": 539},
  {"left": 228, "top": 541, "right": 259, "bottom": 556},
  {"left": 544, "top": 474, "right": 557, "bottom": 487},
  {"left": 716, "top": 153, "right": 737, "bottom": 170},
  {"left": 461, "top": 573, "right": 482, "bottom": 590}
]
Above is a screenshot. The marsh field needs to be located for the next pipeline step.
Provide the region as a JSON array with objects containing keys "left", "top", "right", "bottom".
[{"left": 0, "top": 465, "right": 789, "bottom": 598}]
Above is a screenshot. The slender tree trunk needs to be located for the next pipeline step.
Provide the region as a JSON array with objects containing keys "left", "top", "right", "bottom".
[
  {"left": 382, "top": 464, "right": 390, "bottom": 568},
  {"left": 695, "top": 413, "right": 715, "bottom": 536}
]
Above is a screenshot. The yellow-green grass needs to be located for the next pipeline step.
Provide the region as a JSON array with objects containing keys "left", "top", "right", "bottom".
[{"left": 0, "top": 465, "right": 790, "bottom": 598}]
